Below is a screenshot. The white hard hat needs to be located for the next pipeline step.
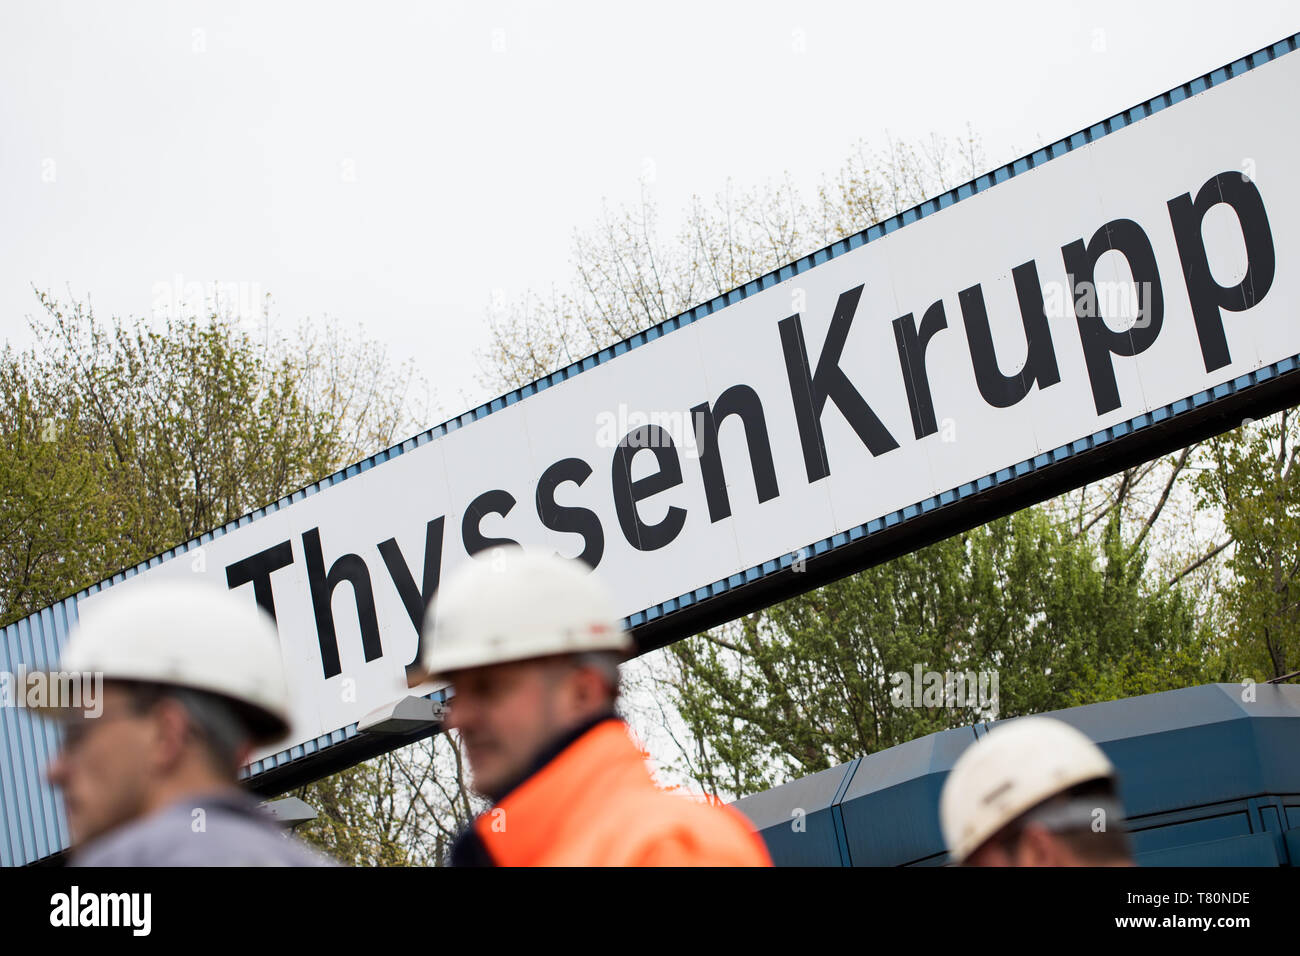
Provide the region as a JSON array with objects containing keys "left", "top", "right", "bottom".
[
  {"left": 939, "top": 716, "right": 1115, "bottom": 864},
  {"left": 419, "top": 548, "right": 634, "bottom": 679},
  {"left": 55, "top": 580, "right": 292, "bottom": 745}
]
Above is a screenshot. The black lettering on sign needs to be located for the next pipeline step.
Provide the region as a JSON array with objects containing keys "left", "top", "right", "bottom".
[
  {"left": 378, "top": 516, "right": 446, "bottom": 636},
  {"left": 779, "top": 285, "right": 899, "bottom": 483},
  {"left": 958, "top": 260, "right": 1061, "bottom": 409},
  {"left": 1062, "top": 218, "right": 1165, "bottom": 416},
  {"left": 1168, "top": 171, "right": 1276, "bottom": 373},
  {"left": 892, "top": 300, "right": 949, "bottom": 438},
  {"left": 535, "top": 457, "right": 604, "bottom": 568},
  {"left": 303, "top": 527, "right": 383, "bottom": 680},
  {"left": 461, "top": 489, "right": 519, "bottom": 556},
  {"left": 690, "top": 384, "right": 779, "bottom": 523},
  {"left": 225, "top": 540, "right": 294, "bottom": 622},
  {"left": 611, "top": 426, "right": 687, "bottom": 551}
]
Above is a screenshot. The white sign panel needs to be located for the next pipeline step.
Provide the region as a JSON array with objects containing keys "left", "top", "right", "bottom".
[{"left": 77, "top": 48, "right": 1300, "bottom": 762}]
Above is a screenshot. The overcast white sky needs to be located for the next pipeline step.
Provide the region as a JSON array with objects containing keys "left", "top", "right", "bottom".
[{"left": 2, "top": 1, "right": 1297, "bottom": 424}]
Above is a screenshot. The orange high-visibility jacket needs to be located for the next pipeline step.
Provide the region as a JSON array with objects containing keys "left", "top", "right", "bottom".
[{"left": 462, "top": 718, "right": 773, "bottom": 866}]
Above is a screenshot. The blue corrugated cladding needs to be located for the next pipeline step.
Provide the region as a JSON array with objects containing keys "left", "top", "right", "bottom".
[{"left": 0, "top": 597, "right": 76, "bottom": 866}]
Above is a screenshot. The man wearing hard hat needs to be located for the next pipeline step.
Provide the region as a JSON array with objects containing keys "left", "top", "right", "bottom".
[
  {"left": 418, "top": 548, "right": 772, "bottom": 867},
  {"left": 41, "top": 581, "right": 332, "bottom": 866},
  {"left": 939, "top": 716, "right": 1134, "bottom": 866}
]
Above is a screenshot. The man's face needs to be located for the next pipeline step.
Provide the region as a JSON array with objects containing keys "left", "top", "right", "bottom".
[
  {"left": 443, "top": 658, "right": 590, "bottom": 801},
  {"left": 45, "top": 683, "right": 155, "bottom": 846}
]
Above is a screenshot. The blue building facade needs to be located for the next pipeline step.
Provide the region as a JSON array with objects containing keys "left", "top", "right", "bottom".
[{"left": 732, "top": 683, "right": 1300, "bottom": 866}]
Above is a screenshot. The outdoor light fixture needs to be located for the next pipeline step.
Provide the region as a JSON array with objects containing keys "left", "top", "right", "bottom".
[
  {"left": 259, "top": 796, "right": 319, "bottom": 828},
  {"left": 356, "top": 695, "right": 448, "bottom": 735}
]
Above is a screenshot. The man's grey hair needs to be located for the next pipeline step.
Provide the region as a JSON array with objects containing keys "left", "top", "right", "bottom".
[
  {"left": 122, "top": 682, "right": 252, "bottom": 775},
  {"left": 564, "top": 650, "right": 624, "bottom": 699}
]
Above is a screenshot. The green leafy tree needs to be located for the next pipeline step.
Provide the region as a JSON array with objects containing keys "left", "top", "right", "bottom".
[
  {"left": 287, "top": 732, "right": 484, "bottom": 866},
  {"left": 659, "top": 506, "right": 1215, "bottom": 796},
  {"left": 1195, "top": 409, "right": 1300, "bottom": 680},
  {"left": 0, "top": 355, "right": 128, "bottom": 621},
  {"left": 1, "top": 290, "right": 425, "bottom": 626}
]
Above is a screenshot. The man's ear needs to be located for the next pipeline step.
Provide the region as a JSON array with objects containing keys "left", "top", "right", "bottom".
[
  {"left": 963, "top": 839, "right": 1012, "bottom": 867},
  {"left": 1012, "top": 824, "right": 1060, "bottom": 867},
  {"left": 569, "top": 666, "right": 600, "bottom": 706},
  {"left": 567, "top": 664, "right": 613, "bottom": 714},
  {"left": 147, "top": 698, "right": 193, "bottom": 772},
  {"left": 231, "top": 740, "right": 253, "bottom": 771}
]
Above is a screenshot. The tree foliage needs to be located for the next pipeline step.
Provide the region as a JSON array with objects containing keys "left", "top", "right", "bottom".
[
  {"left": 659, "top": 506, "right": 1215, "bottom": 796},
  {"left": 286, "top": 732, "right": 484, "bottom": 866},
  {"left": 0, "top": 289, "right": 423, "bottom": 626},
  {"left": 1195, "top": 408, "right": 1300, "bottom": 680}
]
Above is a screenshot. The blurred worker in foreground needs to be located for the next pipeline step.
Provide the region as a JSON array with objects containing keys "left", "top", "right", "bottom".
[
  {"left": 939, "top": 716, "right": 1134, "bottom": 866},
  {"left": 41, "top": 581, "right": 332, "bottom": 866},
  {"left": 419, "top": 548, "right": 772, "bottom": 867}
]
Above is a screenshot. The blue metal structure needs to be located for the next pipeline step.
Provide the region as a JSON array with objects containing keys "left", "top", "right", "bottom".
[
  {"left": 731, "top": 683, "right": 1300, "bottom": 866},
  {"left": 4, "top": 30, "right": 1300, "bottom": 866}
]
